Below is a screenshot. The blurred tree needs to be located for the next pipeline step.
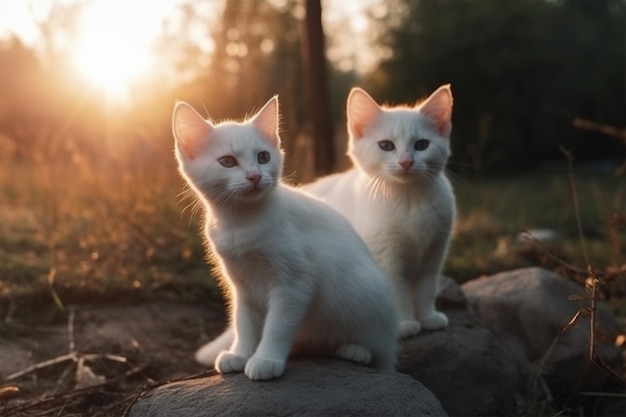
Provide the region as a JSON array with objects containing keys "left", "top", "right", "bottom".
[
  {"left": 167, "top": 0, "right": 307, "bottom": 174},
  {"left": 302, "top": 0, "right": 335, "bottom": 175},
  {"left": 366, "top": 0, "right": 626, "bottom": 173},
  {"left": 0, "top": 36, "right": 42, "bottom": 160}
]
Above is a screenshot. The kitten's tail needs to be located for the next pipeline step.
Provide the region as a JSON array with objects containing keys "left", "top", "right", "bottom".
[{"left": 195, "top": 326, "right": 235, "bottom": 366}]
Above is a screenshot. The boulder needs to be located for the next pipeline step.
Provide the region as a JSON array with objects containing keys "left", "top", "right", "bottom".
[
  {"left": 462, "top": 267, "right": 624, "bottom": 408},
  {"left": 127, "top": 359, "right": 446, "bottom": 417},
  {"left": 399, "top": 276, "right": 523, "bottom": 416}
]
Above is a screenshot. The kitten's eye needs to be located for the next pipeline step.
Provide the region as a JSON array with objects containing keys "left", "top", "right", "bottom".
[
  {"left": 378, "top": 140, "right": 395, "bottom": 151},
  {"left": 414, "top": 139, "right": 430, "bottom": 151},
  {"left": 218, "top": 156, "right": 238, "bottom": 168},
  {"left": 257, "top": 151, "right": 270, "bottom": 164}
]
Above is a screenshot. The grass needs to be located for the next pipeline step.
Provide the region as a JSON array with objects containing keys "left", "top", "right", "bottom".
[
  {"left": 447, "top": 170, "right": 625, "bottom": 285},
  {"left": 0, "top": 152, "right": 218, "bottom": 317},
  {"left": 0, "top": 135, "right": 624, "bottom": 319}
]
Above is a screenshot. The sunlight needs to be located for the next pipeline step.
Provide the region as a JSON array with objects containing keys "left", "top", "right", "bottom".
[
  {"left": 323, "top": 0, "right": 381, "bottom": 73},
  {"left": 70, "top": 2, "right": 165, "bottom": 101}
]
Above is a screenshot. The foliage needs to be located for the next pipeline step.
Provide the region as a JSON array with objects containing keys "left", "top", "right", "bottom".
[
  {"left": 1, "top": 1, "right": 624, "bottom": 176},
  {"left": 366, "top": 0, "right": 626, "bottom": 173}
]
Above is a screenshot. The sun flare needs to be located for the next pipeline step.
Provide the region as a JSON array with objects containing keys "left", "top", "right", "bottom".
[{"left": 70, "top": 2, "right": 161, "bottom": 100}]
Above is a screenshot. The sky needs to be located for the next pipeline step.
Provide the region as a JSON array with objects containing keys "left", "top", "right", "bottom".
[{"left": 0, "top": 0, "right": 378, "bottom": 99}]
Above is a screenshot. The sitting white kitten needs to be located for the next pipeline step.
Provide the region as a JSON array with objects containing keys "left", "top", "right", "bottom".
[
  {"left": 305, "top": 85, "right": 456, "bottom": 339},
  {"left": 173, "top": 96, "right": 398, "bottom": 380}
]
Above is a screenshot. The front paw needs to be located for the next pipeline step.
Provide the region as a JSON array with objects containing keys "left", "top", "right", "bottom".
[
  {"left": 336, "top": 344, "right": 372, "bottom": 364},
  {"left": 215, "top": 351, "right": 248, "bottom": 374},
  {"left": 419, "top": 311, "right": 449, "bottom": 330},
  {"left": 244, "top": 356, "right": 285, "bottom": 381},
  {"left": 399, "top": 320, "right": 422, "bottom": 339}
]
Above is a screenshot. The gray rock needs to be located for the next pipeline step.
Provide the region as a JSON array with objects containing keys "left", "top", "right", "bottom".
[
  {"left": 462, "top": 267, "right": 624, "bottom": 406},
  {"left": 127, "top": 359, "right": 447, "bottom": 417},
  {"left": 399, "top": 276, "right": 523, "bottom": 417}
]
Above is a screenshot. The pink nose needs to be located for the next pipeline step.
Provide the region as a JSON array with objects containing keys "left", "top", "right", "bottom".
[
  {"left": 400, "top": 160, "right": 413, "bottom": 171},
  {"left": 247, "top": 173, "right": 261, "bottom": 185}
]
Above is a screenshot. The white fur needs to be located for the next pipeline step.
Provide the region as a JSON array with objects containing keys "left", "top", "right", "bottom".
[
  {"left": 172, "top": 97, "right": 398, "bottom": 380},
  {"left": 304, "top": 85, "right": 456, "bottom": 339}
]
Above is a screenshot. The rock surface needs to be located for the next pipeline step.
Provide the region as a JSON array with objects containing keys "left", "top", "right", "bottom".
[
  {"left": 399, "top": 276, "right": 522, "bottom": 417},
  {"left": 125, "top": 269, "right": 624, "bottom": 417},
  {"left": 127, "top": 359, "right": 447, "bottom": 417},
  {"left": 462, "top": 267, "right": 624, "bottom": 408}
]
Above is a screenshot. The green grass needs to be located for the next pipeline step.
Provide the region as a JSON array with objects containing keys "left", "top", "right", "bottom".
[{"left": 447, "top": 170, "right": 625, "bottom": 285}]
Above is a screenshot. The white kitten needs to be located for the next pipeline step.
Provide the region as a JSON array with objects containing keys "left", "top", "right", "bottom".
[
  {"left": 173, "top": 96, "right": 398, "bottom": 380},
  {"left": 304, "top": 85, "right": 455, "bottom": 339}
]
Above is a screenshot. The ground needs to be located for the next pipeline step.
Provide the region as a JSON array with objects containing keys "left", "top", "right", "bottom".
[
  {"left": 0, "top": 299, "right": 226, "bottom": 416},
  {"left": 1, "top": 168, "right": 623, "bottom": 416}
]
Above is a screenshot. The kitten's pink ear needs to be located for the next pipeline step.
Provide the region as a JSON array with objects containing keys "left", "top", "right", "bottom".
[
  {"left": 172, "top": 101, "right": 213, "bottom": 159},
  {"left": 251, "top": 96, "right": 280, "bottom": 147},
  {"left": 347, "top": 88, "right": 381, "bottom": 140},
  {"left": 419, "top": 84, "right": 453, "bottom": 136}
]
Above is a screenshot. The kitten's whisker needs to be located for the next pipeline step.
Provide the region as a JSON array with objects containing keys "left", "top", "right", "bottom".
[
  {"left": 177, "top": 185, "right": 205, "bottom": 226},
  {"left": 366, "top": 175, "right": 388, "bottom": 201},
  {"left": 365, "top": 176, "right": 378, "bottom": 199},
  {"left": 444, "top": 168, "right": 471, "bottom": 191}
]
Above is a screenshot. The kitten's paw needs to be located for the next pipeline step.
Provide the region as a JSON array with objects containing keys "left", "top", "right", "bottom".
[
  {"left": 244, "top": 356, "right": 286, "bottom": 381},
  {"left": 419, "top": 312, "right": 449, "bottom": 330},
  {"left": 336, "top": 344, "right": 372, "bottom": 364},
  {"left": 215, "top": 351, "right": 248, "bottom": 374},
  {"left": 195, "top": 344, "right": 220, "bottom": 366},
  {"left": 399, "top": 320, "right": 422, "bottom": 339}
]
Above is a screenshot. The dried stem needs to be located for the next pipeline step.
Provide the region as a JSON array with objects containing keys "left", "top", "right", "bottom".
[
  {"left": 68, "top": 308, "right": 75, "bottom": 352},
  {"left": 559, "top": 146, "right": 590, "bottom": 266},
  {"left": 588, "top": 275, "right": 626, "bottom": 386},
  {"left": 1, "top": 364, "right": 149, "bottom": 417},
  {"left": 4, "top": 309, "right": 128, "bottom": 382},
  {"left": 522, "top": 230, "right": 626, "bottom": 281},
  {"left": 524, "top": 148, "right": 626, "bottom": 387},
  {"left": 5, "top": 353, "right": 77, "bottom": 381}
]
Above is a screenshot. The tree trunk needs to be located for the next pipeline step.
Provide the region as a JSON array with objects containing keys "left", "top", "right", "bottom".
[{"left": 302, "top": 0, "right": 334, "bottom": 176}]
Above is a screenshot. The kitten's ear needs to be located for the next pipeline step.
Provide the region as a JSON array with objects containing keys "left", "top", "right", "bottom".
[
  {"left": 419, "top": 84, "right": 453, "bottom": 136},
  {"left": 172, "top": 101, "right": 213, "bottom": 159},
  {"left": 251, "top": 96, "right": 280, "bottom": 147},
  {"left": 347, "top": 88, "right": 381, "bottom": 140}
]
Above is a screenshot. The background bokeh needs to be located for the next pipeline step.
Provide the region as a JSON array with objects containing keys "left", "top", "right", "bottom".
[{"left": 0, "top": 0, "right": 624, "bottom": 302}]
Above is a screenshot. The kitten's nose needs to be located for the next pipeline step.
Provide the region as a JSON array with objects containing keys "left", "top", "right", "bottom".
[
  {"left": 400, "top": 159, "right": 413, "bottom": 171},
  {"left": 247, "top": 173, "right": 262, "bottom": 185}
]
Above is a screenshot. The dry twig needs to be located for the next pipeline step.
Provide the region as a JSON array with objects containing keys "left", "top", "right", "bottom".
[
  {"left": 5, "top": 308, "right": 127, "bottom": 382},
  {"left": 521, "top": 147, "right": 626, "bottom": 388}
]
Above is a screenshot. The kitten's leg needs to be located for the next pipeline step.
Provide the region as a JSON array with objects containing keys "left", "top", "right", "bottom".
[
  {"left": 195, "top": 326, "right": 235, "bottom": 366},
  {"left": 336, "top": 344, "right": 372, "bottom": 364},
  {"left": 413, "top": 241, "right": 449, "bottom": 331},
  {"left": 377, "top": 255, "right": 421, "bottom": 338},
  {"left": 215, "top": 295, "right": 262, "bottom": 374},
  {"left": 244, "top": 285, "right": 310, "bottom": 381}
]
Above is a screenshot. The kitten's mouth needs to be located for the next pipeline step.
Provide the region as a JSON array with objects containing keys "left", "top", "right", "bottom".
[
  {"left": 389, "top": 170, "right": 422, "bottom": 184},
  {"left": 247, "top": 184, "right": 265, "bottom": 193},
  {"left": 393, "top": 170, "right": 415, "bottom": 179},
  {"left": 240, "top": 185, "right": 267, "bottom": 199}
]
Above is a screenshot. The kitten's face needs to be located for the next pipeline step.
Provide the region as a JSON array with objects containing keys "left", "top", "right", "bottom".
[
  {"left": 173, "top": 97, "right": 283, "bottom": 206},
  {"left": 347, "top": 86, "right": 453, "bottom": 186}
]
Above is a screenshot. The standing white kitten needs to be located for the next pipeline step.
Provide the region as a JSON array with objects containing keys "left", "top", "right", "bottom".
[
  {"left": 305, "top": 85, "right": 455, "bottom": 339},
  {"left": 173, "top": 96, "right": 398, "bottom": 380}
]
